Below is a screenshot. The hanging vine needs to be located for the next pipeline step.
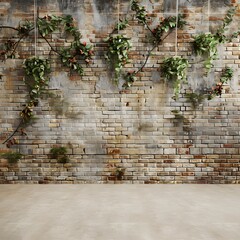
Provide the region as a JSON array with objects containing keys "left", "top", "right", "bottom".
[
  {"left": 193, "top": 6, "right": 238, "bottom": 73},
  {"left": 0, "top": 14, "right": 94, "bottom": 147},
  {"left": 128, "top": 1, "right": 186, "bottom": 88},
  {"left": 105, "top": 0, "right": 187, "bottom": 88},
  {"left": 105, "top": 35, "right": 131, "bottom": 84},
  {"left": 0, "top": 0, "right": 239, "bottom": 150},
  {"left": 161, "top": 56, "right": 189, "bottom": 99}
]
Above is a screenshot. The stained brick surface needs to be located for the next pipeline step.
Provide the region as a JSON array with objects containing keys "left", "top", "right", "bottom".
[{"left": 0, "top": 0, "right": 240, "bottom": 183}]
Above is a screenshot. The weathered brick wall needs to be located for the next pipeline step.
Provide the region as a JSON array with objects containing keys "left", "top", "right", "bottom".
[{"left": 0, "top": 0, "right": 240, "bottom": 183}]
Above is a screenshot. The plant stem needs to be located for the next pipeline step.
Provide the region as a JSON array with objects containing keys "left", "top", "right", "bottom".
[
  {"left": 2, "top": 119, "right": 23, "bottom": 144},
  {"left": 135, "top": 28, "right": 175, "bottom": 74},
  {"left": 0, "top": 26, "right": 19, "bottom": 31},
  {"left": 39, "top": 33, "right": 62, "bottom": 56},
  {"left": 10, "top": 35, "right": 25, "bottom": 56}
]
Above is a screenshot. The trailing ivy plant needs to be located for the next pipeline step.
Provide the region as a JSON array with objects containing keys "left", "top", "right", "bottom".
[
  {"left": 21, "top": 57, "right": 50, "bottom": 122},
  {"left": 105, "top": 34, "right": 131, "bottom": 84},
  {"left": 161, "top": 56, "right": 189, "bottom": 99},
  {"left": 0, "top": 20, "right": 34, "bottom": 60},
  {"left": 18, "top": 20, "right": 34, "bottom": 37},
  {"left": 152, "top": 15, "right": 186, "bottom": 43},
  {"left": 2, "top": 57, "right": 50, "bottom": 147},
  {"left": 1, "top": 14, "right": 94, "bottom": 146},
  {"left": 121, "top": 0, "right": 187, "bottom": 89},
  {"left": 193, "top": 7, "right": 237, "bottom": 73},
  {"left": 208, "top": 67, "right": 233, "bottom": 100},
  {"left": 131, "top": 0, "right": 148, "bottom": 25},
  {"left": 37, "top": 14, "right": 93, "bottom": 75},
  {"left": 114, "top": 19, "right": 129, "bottom": 31},
  {"left": 0, "top": 14, "right": 93, "bottom": 75}
]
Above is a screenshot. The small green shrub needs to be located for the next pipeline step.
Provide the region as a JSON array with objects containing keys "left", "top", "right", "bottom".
[
  {"left": 49, "top": 147, "right": 69, "bottom": 164},
  {"left": 115, "top": 166, "right": 125, "bottom": 180},
  {"left": 57, "top": 155, "right": 70, "bottom": 164},
  {"left": 1, "top": 152, "right": 23, "bottom": 164}
]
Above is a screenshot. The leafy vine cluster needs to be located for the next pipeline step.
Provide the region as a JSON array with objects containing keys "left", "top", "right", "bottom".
[
  {"left": 0, "top": 0, "right": 239, "bottom": 149},
  {"left": 105, "top": 1, "right": 238, "bottom": 100},
  {"left": 105, "top": 0, "right": 187, "bottom": 92},
  {"left": 1, "top": 14, "right": 93, "bottom": 147}
]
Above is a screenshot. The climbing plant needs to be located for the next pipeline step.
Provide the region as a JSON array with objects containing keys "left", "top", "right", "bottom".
[
  {"left": 184, "top": 67, "right": 234, "bottom": 109},
  {"left": 120, "top": 0, "right": 187, "bottom": 88},
  {"left": 207, "top": 67, "right": 234, "bottom": 100},
  {"left": 37, "top": 14, "right": 93, "bottom": 75},
  {"left": 21, "top": 57, "right": 50, "bottom": 122},
  {"left": 105, "top": 34, "right": 131, "bottom": 84},
  {"left": 193, "top": 6, "right": 238, "bottom": 73},
  {"left": 161, "top": 56, "right": 189, "bottom": 99},
  {"left": 0, "top": 14, "right": 94, "bottom": 147},
  {"left": 0, "top": 0, "right": 239, "bottom": 151}
]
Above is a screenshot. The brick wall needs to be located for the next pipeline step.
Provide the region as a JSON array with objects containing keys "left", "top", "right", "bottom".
[{"left": 0, "top": 0, "right": 240, "bottom": 183}]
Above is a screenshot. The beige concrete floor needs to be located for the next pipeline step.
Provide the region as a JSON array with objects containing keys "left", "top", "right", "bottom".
[{"left": 0, "top": 185, "right": 240, "bottom": 240}]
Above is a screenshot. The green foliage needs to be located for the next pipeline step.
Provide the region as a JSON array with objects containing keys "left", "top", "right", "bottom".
[
  {"left": 193, "top": 33, "right": 219, "bottom": 72},
  {"left": 123, "top": 71, "right": 136, "bottom": 88},
  {"left": 50, "top": 146, "right": 69, "bottom": 164},
  {"left": 22, "top": 57, "right": 50, "bottom": 123},
  {"left": 114, "top": 19, "right": 129, "bottom": 31},
  {"left": 1, "top": 152, "right": 23, "bottom": 164},
  {"left": 115, "top": 166, "right": 125, "bottom": 180},
  {"left": 128, "top": 1, "right": 187, "bottom": 84},
  {"left": 37, "top": 15, "right": 82, "bottom": 38},
  {"left": 37, "top": 14, "right": 93, "bottom": 75},
  {"left": 105, "top": 34, "right": 131, "bottom": 84},
  {"left": 18, "top": 20, "right": 34, "bottom": 36},
  {"left": 131, "top": 0, "right": 147, "bottom": 24},
  {"left": 161, "top": 56, "right": 189, "bottom": 98},
  {"left": 50, "top": 146, "right": 67, "bottom": 158},
  {"left": 37, "top": 15, "right": 63, "bottom": 37},
  {"left": 152, "top": 15, "right": 186, "bottom": 42},
  {"left": 1, "top": 13, "right": 94, "bottom": 145},
  {"left": 0, "top": 40, "right": 15, "bottom": 60},
  {"left": 24, "top": 57, "right": 50, "bottom": 99},
  {"left": 185, "top": 92, "right": 205, "bottom": 109},
  {"left": 60, "top": 41, "right": 93, "bottom": 75},
  {"left": 216, "top": 6, "right": 237, "bottom": 42},
  {"left": 208, "top": 67, "right": 234, "bottom": 99},
  {"left": 57, "top": 155, "right": 70, "bottom": 164},
  {"left": 193, "top": 7, "right": 237, "bottom": 73}
]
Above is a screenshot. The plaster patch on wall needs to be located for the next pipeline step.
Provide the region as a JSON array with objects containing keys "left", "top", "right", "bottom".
[
  {"left": 152, "top": 71, "right": 161, "bottom": 83},
  {"left": 57, "top": 0, "right": 79, "bottom": 12},
  {"left": 164, "top": 0, "right": 231, "bottom": 13},
  {"left": 0, "top": 2, "right": 11, "bottom": 24},
  {"left": 92, "top": 0, "right": 117, "bottom": 30},
  {"left": 96, "top": 74, "right": 119, "bottom": 93},
  {"left": 230, "top": 67, "right": 240, "bottom": 94},
  {"left": 48, "top": 72, "right": 84, "bottom": 118}
]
